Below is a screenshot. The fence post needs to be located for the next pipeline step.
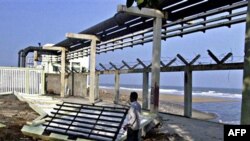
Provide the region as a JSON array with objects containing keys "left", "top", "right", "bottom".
[
  {"left": 41, "top": 70, "right": 45, "bottom": 95},
  {"left": 25, "top": 69, "right": 30, "bottom": 94}
]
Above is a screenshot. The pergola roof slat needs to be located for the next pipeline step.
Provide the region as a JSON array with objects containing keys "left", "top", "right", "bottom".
[{"left": 51, "top": 0, "right": 246, "bottom": 53}]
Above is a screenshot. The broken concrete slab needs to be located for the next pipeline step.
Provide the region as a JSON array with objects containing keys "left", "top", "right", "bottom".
[
  {"left": 21, "top": 124, "right": 92, "bottom": 141},
  {"left": 21, "top": 125, "right": 45, "bottom": 136},
  {"left": 0, "top": 92, "right": 13, "bottom": 96},
  {"left": 14, "top": 91, "right": 62, "bottom": 115},
  {"left": 0, "top": 123, "right": 6, "bottom": 128},
  {"left": 49, "top": 133, "right": 69, "bottom": 140},
  {"left": 21, "top": 125, "right": 79, "bottom": 141}
]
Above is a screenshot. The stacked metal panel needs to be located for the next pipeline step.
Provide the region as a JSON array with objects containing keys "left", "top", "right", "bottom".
[{"left": 43, "top": 102, "right": 128, "bottom": 141}]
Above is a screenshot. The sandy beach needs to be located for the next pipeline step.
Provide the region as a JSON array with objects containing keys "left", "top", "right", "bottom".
[
  {"left": 99, "top": 88, "right": 237, "bottom": 120},
  {"left": 0, "top": 95, "right": 38, "bottom": 140}
]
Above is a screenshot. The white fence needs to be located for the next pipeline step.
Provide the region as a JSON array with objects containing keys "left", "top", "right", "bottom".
[{"left": 0, "top": 67, "right": 45, "bottom": 94}]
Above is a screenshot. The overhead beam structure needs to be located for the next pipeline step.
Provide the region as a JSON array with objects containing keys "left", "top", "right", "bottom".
[
  {"left": 97, "top": 63, "right": 243, "bottom": 74},
  {"left": 57, "top": 0, "right": 247, "bottom": 60},
  {"left": 118, "top": 5, "right": 167, "bottom": 113},
  {"left": 117, "top": 5, "right": 167, "bottom": 18},
  {"left": 22, "top": 0, "right": 250, "bottom": 123},
  {"left": 66, "top": 33, "right": 100, "bottom": 103},
  {"left": 48, "top": 1, "right": 248, "bottom": 62}
]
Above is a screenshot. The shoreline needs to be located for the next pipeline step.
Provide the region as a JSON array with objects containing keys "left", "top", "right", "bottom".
[
  {"left": 99, "top": 88, "right": 227, "bottom": 120},
  {"left": 100, "top": 87, "right": 240, "bottom": 103}
]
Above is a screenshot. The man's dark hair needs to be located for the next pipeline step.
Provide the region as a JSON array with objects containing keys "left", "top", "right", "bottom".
[{"left": 130, "top": 91, "right": 138, "bottom": 102}]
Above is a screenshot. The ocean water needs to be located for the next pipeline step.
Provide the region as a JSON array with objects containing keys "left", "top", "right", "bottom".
[{"left": 100, "top": 84, "right": 242, "bottom": 124}]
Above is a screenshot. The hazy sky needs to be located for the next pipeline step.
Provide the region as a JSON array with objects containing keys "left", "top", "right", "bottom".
[{"left": 0, "top": 0, "right": 245, "bottom": 89}]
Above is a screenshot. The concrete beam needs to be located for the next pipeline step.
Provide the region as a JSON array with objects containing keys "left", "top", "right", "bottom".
[
  {"left": 66, "top": 33, "right": 100, "bottom": 41},
  {"left": 117, "top": 5, "right": 167, "bottom": 19},
  {"left": 42, "top": 46, "right": 68, "bottom": 52},
  {"left": 95, "top": 63, "right": 243, "bottom": 75},
  {"left": 241, "top": 1, "right": 250, "bottom": 125}
]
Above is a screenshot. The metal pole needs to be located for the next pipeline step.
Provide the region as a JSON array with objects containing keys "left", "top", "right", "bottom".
[
  {"left": 150, "top": 17, "right": 162, "bottom": 113},
  {"left": 241, "top": 1, "right": 250, "bottom": 125}
]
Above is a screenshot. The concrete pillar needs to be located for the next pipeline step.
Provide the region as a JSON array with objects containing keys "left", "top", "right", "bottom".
[
  {"left": 33, "top": 51, "right": 38, "bottom": 67},
  {"left": 241, "top": 1, "right": 250, "bottom": 124},
  {"left": 114, "top": 71, "right": 120, "bottom": 103},
  {"left": 60, "top": 49, "right": 66, "bottom": 97},
  {"left": 150, "top": 17, "right": 162, "bottom": 113},
  {"left": 184, "top": 68, "right": 192, "bottom": 118},
  {"left": 82, "top": 74, "right": 88, "bottom": 97},
  {"left": 95, "top": 74, "right": 99, "bottom": 100},
  {"left": 143, "top": 72, "right": 149, "bottom": 110},
  {"left": 89, "top": 40, "right": 97, "bottom": 103},
  {"left": 71, "top": 71, "right": 74, "bottom": 96}
]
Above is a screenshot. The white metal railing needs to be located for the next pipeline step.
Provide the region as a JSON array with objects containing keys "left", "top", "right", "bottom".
[{"left": 0, "top": 67, "right": 45, "bottom": 94}]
